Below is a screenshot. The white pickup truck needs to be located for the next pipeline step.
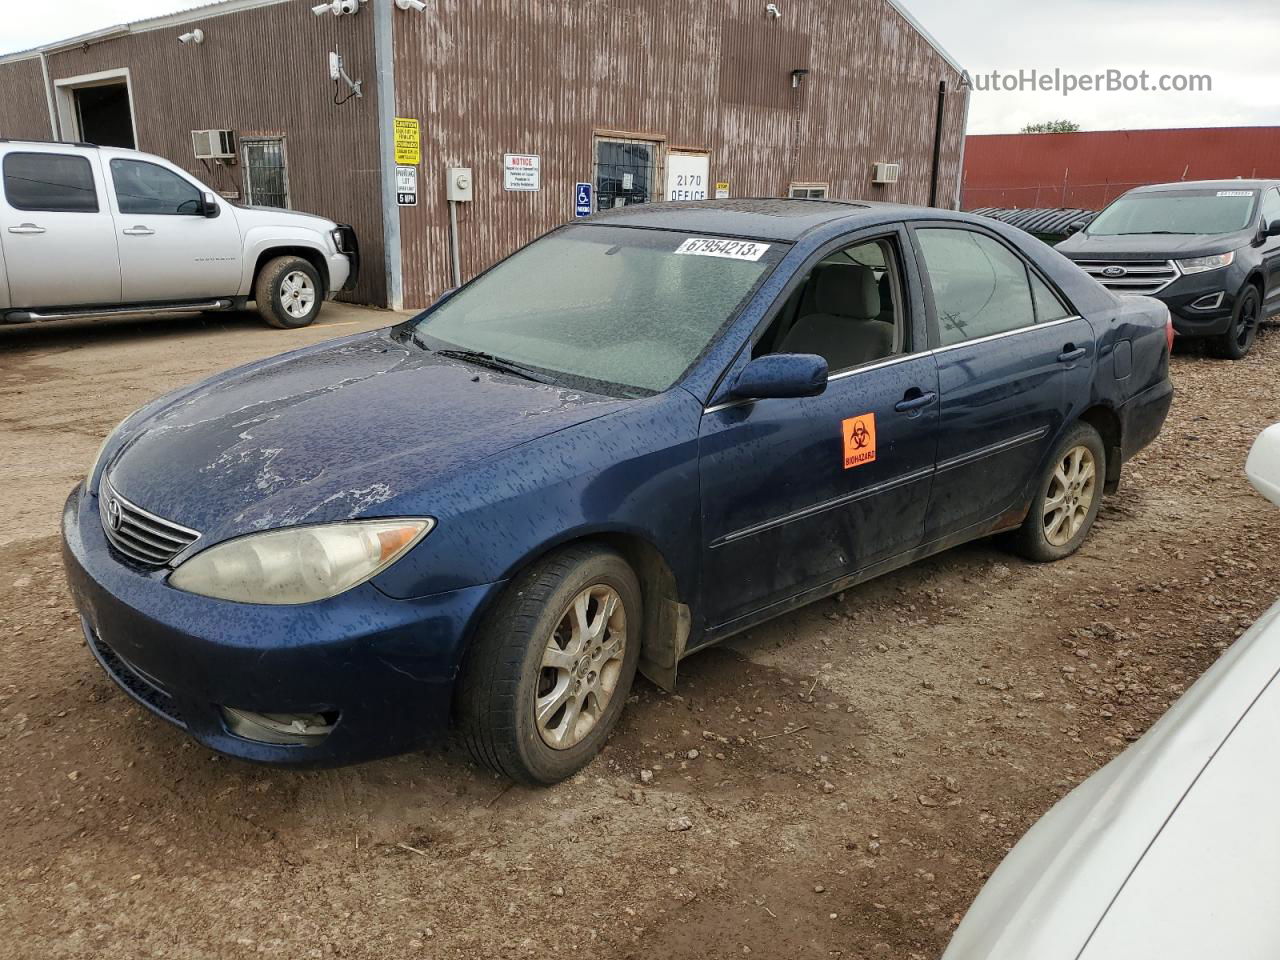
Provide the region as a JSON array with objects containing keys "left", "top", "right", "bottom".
[{"left": 0, "top": 139, "right": 358, "bottom": 329}]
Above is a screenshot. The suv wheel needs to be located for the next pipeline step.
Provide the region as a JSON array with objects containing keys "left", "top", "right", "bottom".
[
  {"left": 1211, "top": 284, "right": 1260, "bottom": 360},
  {"left": 256, "top": 256, "right": 323, "bottom": 329},
  {"left": 456, "top": 545, "right": 642, "bottom": 785}
]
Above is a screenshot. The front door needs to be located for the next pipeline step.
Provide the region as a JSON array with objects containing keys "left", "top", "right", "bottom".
[
  {"left": 911, "top": 223, "right": 1095, "bottom": 540},
  {"left": 0, "top": 149, "right": 121, "bottom": 308},
  {"left": 1259, "top": 187, "right": 1280, "bottom": 307},
  {"left": 699, "top": 230, "right": 939, "bottom": 629},
  {"left": 594, "top": 136, "right": 659, "bottom": 211},
  {"left": 106, "top": 156, "right": 242, "bottom": 302}
]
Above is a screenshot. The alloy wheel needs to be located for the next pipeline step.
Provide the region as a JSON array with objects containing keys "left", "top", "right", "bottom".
[
  {"left": 281, "top": 270, "right": 316, "bottom": 319},
  {"left": 1236, "top": 292, "right": 1259, "bottom": 350},
  {"left": 1043, "top": 445, "right": 1097, "bottom": 547},
  {"left": 534, "top": 584, "right": 627, "bottom": 750}
]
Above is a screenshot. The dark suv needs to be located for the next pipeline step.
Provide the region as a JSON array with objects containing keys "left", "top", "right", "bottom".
[{"left": 1056, "top": 180, "right": 1280, "bottom": 359}]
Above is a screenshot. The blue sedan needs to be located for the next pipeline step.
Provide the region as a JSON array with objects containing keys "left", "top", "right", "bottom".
[{"left": 62, "top": 199, "right": 1173, "bottom": 784}]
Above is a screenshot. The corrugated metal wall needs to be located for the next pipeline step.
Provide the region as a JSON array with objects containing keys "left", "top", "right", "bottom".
[
  {"left": 0, "top": 0, "right": 386, "bottom": 306},
  {"left": 962, "top": 127, "right": 1280, "bottom": 211},
  {"left": 393, "top": 0, "right": 967, "bottom": 307},
  {"left": 0, "top": 57, "right": 53, "bottom": 140}
]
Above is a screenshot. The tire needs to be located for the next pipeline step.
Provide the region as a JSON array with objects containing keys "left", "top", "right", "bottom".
[
  {"left": 1010, "top": 422, "right": 1107, "bottom": 563},
  {"left": 1210, "top": 284, "right": 1260, "bottom": 360},
  {"left": 255, "top": 256, "right": 323, "bottom": 329},
  {"left": 456, "top": 545, "right": 643, "bottom": 785}
]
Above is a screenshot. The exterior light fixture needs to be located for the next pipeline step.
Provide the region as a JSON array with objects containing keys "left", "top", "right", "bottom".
[
  {"left": 766, "top": 3, "right": 782, "bottom": 17},
  {"left": 177, "top": 28, "right": 204, "bottom": 45}
]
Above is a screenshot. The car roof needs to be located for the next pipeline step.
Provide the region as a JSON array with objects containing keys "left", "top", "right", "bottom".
[
  {"left": 1132, "top": 179, "right": 1280, "bottom": 193},
  {"left": 585, "top": 197, "right": 959, "bottom": 242}
]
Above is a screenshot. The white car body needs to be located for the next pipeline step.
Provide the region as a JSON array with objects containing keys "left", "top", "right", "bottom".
[
  {"left": 0, "top": 140, "right": 353, "bottom": 320},
  {"left": 944, "top": 423, "right": 1280, "bottom": 960}
]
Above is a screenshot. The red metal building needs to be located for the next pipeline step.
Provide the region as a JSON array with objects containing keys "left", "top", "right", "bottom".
[{"left": 961, "top": 126, "right": 1280, "bottom": 211}]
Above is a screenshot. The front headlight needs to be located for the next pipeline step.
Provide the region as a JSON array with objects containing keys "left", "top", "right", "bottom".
[
  {"left": 1176, "top": 251, "right": 1235, "bottom": 275},
  {"left": 330, "top": 227, "right": 346, "bottom": 252},
  {"left": 169, "top": 519, "right": 433, "bottom": 605}
]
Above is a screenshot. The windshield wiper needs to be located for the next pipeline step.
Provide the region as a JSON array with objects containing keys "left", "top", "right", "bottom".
[
  {"left": 1112, "top": 230, "right": 1193, "bottom": 235},
  {"left": 434, "top": 348, "right": 556, "bottom": 385}
]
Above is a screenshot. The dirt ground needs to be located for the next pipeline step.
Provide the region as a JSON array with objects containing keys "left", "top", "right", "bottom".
[{"left": 2, "top": 307, "right": 1279, "bottom": 960}]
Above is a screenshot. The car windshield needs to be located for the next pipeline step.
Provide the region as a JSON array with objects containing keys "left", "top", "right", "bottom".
[
  {"left": 1086, "top": 189, "right": 1258, "bottom": 236},
  {"left": 402, "top": 225, "right": 786, "bottom": 396}
]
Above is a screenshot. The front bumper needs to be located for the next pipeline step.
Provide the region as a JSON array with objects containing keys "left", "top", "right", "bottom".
[
  {"left": 334, "top": 223, "right": 359, "bottom": 294},
  {"left": 1159, "top": 274, "right": 1238, "bottom": 337},
  {"left": 61, "top": 485, "right": 503, "bottom": 767}
]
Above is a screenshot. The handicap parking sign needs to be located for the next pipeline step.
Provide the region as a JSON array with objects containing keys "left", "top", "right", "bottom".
[{"left": 575, "top": 182, "right": 593, "bottom": 218}]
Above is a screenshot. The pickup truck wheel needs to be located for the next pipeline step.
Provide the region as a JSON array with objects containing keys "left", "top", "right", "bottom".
[
  {"left": 1210, "top": 285, "right": 1260, "bottom": 360},
  {"left": 1011, "top": 422, "right": 1106, "bottom": 563},
  {"left": 456, "top": 545, "right": 642, "bottom": 785},
  {"left": 256, "top": 256, "right": 323, "bottom": 329}
]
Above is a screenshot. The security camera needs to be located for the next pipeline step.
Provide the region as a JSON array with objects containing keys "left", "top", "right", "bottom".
[
  {"left": 177, "top": 28, "right": 204, "bottom": 44},
  {"left": 395, "top": 0, "right": 428, "bottom": 9},
  {"left": 312, "top": 0, "right": 359, "bottom": 15}
]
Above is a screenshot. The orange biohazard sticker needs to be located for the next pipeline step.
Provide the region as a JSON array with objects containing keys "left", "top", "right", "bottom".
[{"left": 842, "top": 413, "right": 877, "bottom": 469}]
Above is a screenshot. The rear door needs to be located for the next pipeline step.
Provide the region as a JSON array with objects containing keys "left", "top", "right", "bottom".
[
  {"left": 910, "top": 223, "right": 1095, "bottom": 541},
  {"left": 0, "top": 147, "right": 121, "bottom": 308},
  {"left": 106, "top": 156, "right": 242, "bottom": 302},
  {"left": 698, "top": 226, "right": 939, "bottom": 630}
]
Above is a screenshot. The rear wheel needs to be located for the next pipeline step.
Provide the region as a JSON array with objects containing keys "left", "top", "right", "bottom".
[
  {"left": 456, "top": 545, "right": 642, "bottom": 785},
  {"left": 1210, "top": 285, "right": 1260, "bottom": 360},
  {"left": 1011, "top": 422, "right": 1106, "bottom": 562},
  {"left": 255, "top": 256, "right": 323, "bottom": 329}
]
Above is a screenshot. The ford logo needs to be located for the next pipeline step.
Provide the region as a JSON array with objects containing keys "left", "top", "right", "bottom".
[
  {"left": 1101, "top": 266, "right": 1127, "bottom": 278},
  {"left": 105, "top": 497, "right": 123, "bottom": 532}
]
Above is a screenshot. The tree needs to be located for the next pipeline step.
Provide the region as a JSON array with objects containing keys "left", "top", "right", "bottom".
[{"left": 1021, "top": 120, "right": 1082, "bottom": 134}]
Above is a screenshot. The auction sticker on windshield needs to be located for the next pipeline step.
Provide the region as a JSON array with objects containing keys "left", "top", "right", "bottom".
[
  {"left": 1217, "top": 191, "right": 1255, "bottom": 197},
  {"left": 674, "top": 238, "right": 771, "bottom": 261}
]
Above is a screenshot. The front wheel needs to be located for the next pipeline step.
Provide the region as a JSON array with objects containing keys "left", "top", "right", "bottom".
[
  {"left": 255, "top": 256, "right": 323, "bottom": 329},
  {"left": 1210, "top": 285, "right": 1260, "bottom": 360},
  {"left": 456, "top": 545, "right": 642, "bottom": 785},
  {"left": 1010, "top": 422, "right": 1106, "bottom": 563}
]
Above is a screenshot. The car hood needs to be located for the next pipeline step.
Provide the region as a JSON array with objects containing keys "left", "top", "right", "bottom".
[
  {"left": 942, "top": 597, "right": 1280, "bottom": 960},
  {"left": 106, "top": 330, "right": 627, "bottom": 540},
  {"left": 1055, "top": 230, "right": 1249, "bottom": 260},
  {"left": 230, "top": 204, "right": 337, "bottom": 231}
]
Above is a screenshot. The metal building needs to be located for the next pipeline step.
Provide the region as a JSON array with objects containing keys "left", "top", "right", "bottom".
[{"left": 0, "top": 0, "right": 968, "bottom": 309}]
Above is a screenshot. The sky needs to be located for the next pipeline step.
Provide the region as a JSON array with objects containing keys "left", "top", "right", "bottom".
[{"left": 4, "top": 0, "right": 1278, "bottom": 135}]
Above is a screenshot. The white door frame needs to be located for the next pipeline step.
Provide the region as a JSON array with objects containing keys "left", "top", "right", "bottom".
[{"left": 53, "top": 67, "right": 139, "bottom": 147}]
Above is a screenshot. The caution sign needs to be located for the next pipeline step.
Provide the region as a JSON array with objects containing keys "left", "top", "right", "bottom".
[
  {"left": 842, "top": 414, "right": 877, "bottom": 469},
  {"left": 715, "top": 181, "right": 730, "bottom": 199},
  {"left": 394, "top": 117, "right": 420, "bottom": 165}
]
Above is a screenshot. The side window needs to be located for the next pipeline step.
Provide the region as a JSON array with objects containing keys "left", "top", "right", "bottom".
[
  {"left": 755, "top": 236, "right": 905, "bottom": 374},
  {"left": 1030, "top": 271, "right": 1073, "bottom": 323},
  {"left": 110, "top": 158, "right": 202, "bottom": 215},
  {"left": 1261, "top": 189, "right": 1280, "bottom": 229},
  {"left": 789, "top": 183, "right": 829, "bottom": 200},
  {"left": 916, "top": 228, "right": 1035, "bottom": 347},
  {"left": 2, "top": 152, "right": 98, "bottom": 213}
]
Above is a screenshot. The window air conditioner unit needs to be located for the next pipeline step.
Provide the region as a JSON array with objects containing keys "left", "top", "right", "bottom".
[
  {"left": 871, "top": 162, "right": 901, "bottom": 185},
  {"left": 192, "top": 129, "right": 236, "bottom": 160}
]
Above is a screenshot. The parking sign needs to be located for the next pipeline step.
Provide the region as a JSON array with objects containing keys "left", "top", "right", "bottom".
[{"left": 575, "top": 182, "right": 593, "bottom": 218}]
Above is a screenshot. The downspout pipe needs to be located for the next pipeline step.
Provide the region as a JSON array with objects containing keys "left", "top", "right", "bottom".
[
  {"left": 373, "top": 0, "right": 403, "bottom": 310},
  {"left": 39, "top": 51, "right": 58, "bottom": 139}
]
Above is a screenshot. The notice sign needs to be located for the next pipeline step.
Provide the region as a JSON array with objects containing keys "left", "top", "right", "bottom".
[
  {"left": 396, "top": 165, "right": 418, "bottom": 206},
  {"left": 842, "top": 414, "right": 877, "bottom": 469},
  {"left": 715, "top": 181, "right": 730, "bottom": 199},
  {"left": 504, "top": 153, "right": 541, "bottom": 191},
  {"left": 394, "top": 118, "right": 420, "bottom": 165},
  {"left": 574, "top": 182, "right": 593, "bottom": 217},
  {"left": 667, "top": 153, "right": 710, "bottom": 201}
]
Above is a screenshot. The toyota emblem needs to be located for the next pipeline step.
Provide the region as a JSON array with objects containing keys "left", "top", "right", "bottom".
[
  {"left": 1101, "top": 266, "right": 1127, "bottom": 278},
  {"left": 105, "top": 497, "right": 123, "bottom": 532}
]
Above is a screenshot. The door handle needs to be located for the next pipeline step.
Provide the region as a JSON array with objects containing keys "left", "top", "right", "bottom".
[
  {"left": 7, "top": 223, "right": 45, "bottom": 235},
  {"left": 1058, "top": 345, "right": 1087, "bottom": 363},
  {"left": 122, "top": 226, "right": 155, "bottom": 236},
  {"left": 894, "top": 390, "right": 937, "bottom": 413}
]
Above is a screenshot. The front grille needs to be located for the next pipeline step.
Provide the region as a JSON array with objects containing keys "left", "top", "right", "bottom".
[
  {"left": 1074, "top": 259, "right": 1180, "bottom": 297},
  {"left": 99, "top": 476, "right": 200, "bottom": 567},
  {"left": 84, "top": 621, "right": 186, "bottom": 729}
]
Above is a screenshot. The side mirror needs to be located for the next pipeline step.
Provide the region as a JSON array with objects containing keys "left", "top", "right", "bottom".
[
  {"left": 1266, "top": 220, "right": 1280, "bottom": 239},
  {"left": 1066, "top": 220, "right": 1088, "bottom": 236},
  {"left": 1246, "top": 423, "right": 1280, "bottom": 507},
  {"left": 201, "top": 191, "right": 220, "bottom": 218},
  {"left": 729, "top": 353, "right": 829, "bottom": 401}
]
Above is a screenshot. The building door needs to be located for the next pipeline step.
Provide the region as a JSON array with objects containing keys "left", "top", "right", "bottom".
[
  {"left": 594, "top": 136, "right": 659, "bottom": 211},
  {"left": 55, "top": 70, "right": 137, "bottom": 149},
  {"left": 242, "top": 138, "right": 290, "bottom": 208}
]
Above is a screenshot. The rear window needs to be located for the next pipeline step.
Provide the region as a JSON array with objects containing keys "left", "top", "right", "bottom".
[{"left": 2, "top": 152, "right": 98, "bottom": 213}]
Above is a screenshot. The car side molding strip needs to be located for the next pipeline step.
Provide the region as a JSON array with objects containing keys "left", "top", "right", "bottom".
[{"left": 935, "top": 427, "right": 1049, "bottom": 475}]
